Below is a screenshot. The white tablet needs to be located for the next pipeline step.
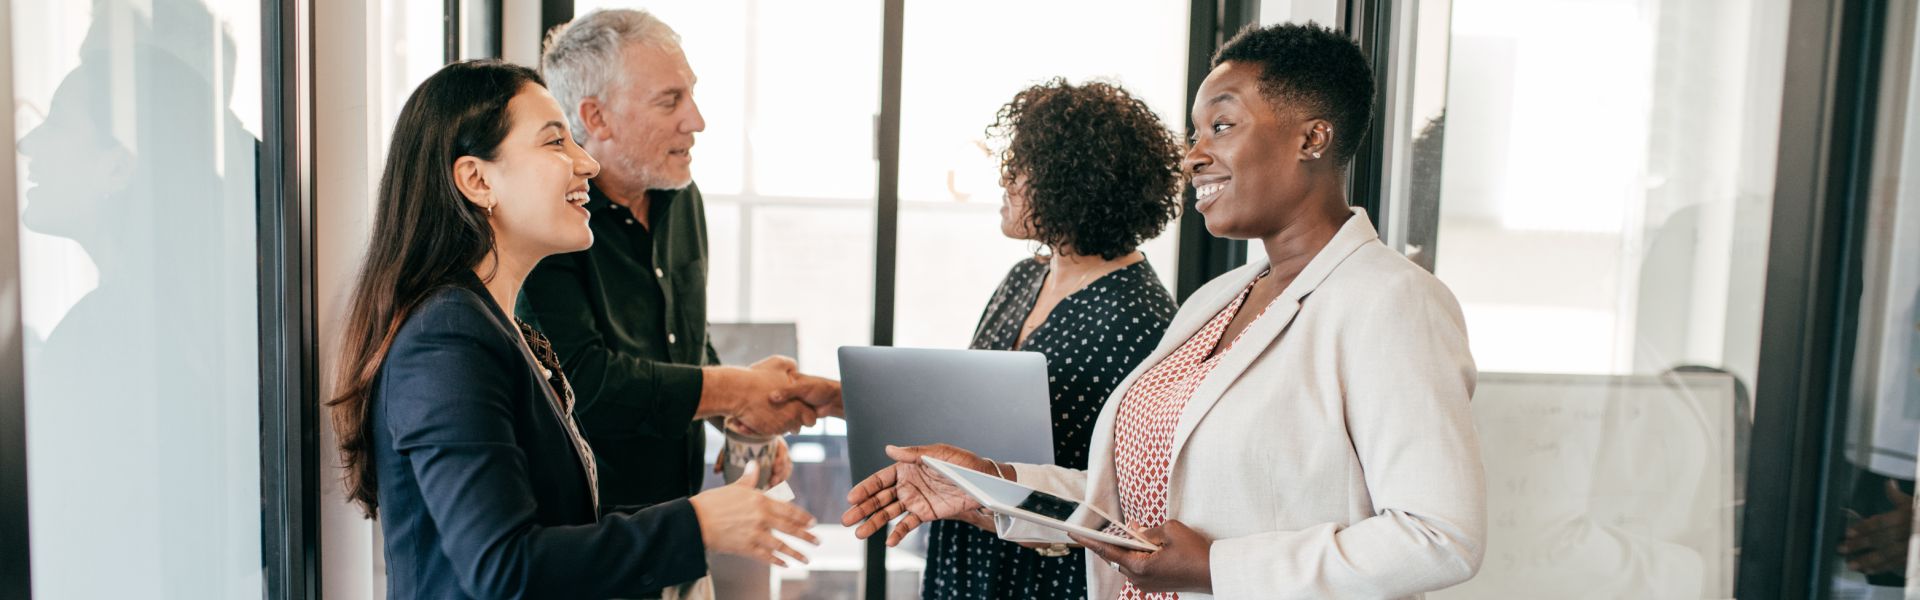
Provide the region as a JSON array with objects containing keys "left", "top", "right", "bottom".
[{"left": 922, "top": 457, "right": 1158, "bottom": 552}]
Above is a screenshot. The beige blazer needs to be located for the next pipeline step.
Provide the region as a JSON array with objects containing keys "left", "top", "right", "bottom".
[{"left": 1002, "top": 210, "right": 1485, "bottom": 599}]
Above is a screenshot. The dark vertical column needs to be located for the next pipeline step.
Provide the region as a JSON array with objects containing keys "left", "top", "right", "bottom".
[
  {"left": 445, "top": 0, "right": 462, "bottom": 63},
  {"left": 865, "top": 0, "right": 905, "bottom": 597},
  {"left": 1738, "top": 0, "right": 1886, "bottom": 597},
  {"left": 260, "top": 0, "right": 320, "bottom": 598},
  {"left": 490, "top": 0, "right": 506, "bottom": 58},
  {"left": 541, "top": 0, "right": 574, "bottom": 43},
  {"left": 1343, "top": 0, "right": 1388, "bottom": 233},
  {"left": 1174, "top": 0, "right": 1256, "bottom": 301}
]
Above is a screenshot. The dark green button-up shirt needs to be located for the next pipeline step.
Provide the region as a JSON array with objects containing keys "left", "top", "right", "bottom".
[{"left": 518, "top": 182, "right": 719, "bottom": 508}]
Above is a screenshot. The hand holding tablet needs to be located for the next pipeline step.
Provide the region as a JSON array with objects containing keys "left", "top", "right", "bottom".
[{"left": 921, "top": 457, "right": 1158, "bottom": 552}]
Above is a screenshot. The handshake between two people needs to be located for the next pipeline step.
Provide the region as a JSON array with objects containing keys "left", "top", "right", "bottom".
[
  {"left": 683, "top": 356, "right": 840, "bottom": 569},
  {"left": 705, "top": 355, "right": 844, "bottom": 437}
]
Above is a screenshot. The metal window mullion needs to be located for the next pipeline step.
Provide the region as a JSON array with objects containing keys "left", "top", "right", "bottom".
[
  {"left": 1738, "top": 0, "right": 1887, "bottom": 597},
  {"left": 1174, "top": 0, "right": 1257, "bottom": 301},
  {"left": 541, "top": 0, "right": 573, "bottom": 45},
  {"left": 259, "top": 0, "right": 320, "bottom": 597},
  {"left": 864, "top": 0, "right": 905, "bottom": 597},
  {"left": 445, "top": 0, "right": 461, "bottom": 63}
]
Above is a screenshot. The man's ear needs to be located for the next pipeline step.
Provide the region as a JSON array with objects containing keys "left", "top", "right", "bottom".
[
  {"left": 452, "top": 156, "right": 492, "bottom": 210},
  {"left": 580, "top": 96, "right": 614, "bottom": 142}
]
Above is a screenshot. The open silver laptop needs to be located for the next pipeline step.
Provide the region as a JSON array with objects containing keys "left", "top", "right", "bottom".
[{"left": 839, "top": 346, "right": 1056, "bottom": 484}]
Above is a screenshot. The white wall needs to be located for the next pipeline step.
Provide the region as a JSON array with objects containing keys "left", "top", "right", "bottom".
[{"left": 315, "top": 0, "right": 381, "bottom": 596}]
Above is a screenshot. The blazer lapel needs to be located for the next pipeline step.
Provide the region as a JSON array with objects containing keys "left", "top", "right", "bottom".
[
  {"left": 1166, "top": 209, "right": 1382, "bottom": 464},
  {"left": 460, "top": 274, "right": 603, "bottom": 513},
  {"left": 1081, "top": 264, "right": 1264, "bottom": 512}
]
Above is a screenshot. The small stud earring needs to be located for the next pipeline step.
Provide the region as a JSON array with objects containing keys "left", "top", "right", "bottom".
[
  {"left": 1312, "top": 152, "right": 1322, "bottom": 159},
  {"left": 486, "top": 204, "right": 495, "bottom": 216}
]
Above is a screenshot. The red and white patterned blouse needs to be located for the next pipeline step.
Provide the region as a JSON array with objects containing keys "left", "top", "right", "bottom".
[{"left": 1109, "top": 274, "right": 1268, "bottom": 600}]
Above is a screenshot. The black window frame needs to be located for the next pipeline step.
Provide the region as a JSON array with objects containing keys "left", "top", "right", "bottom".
[
  {"left": 260, "top": 0, "right": 320, "bottom": 597},
  {"left": 1739, "top": 0, "right": 1887, "bottom": 597}
]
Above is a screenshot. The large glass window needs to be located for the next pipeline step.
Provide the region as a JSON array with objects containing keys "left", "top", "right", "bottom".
[
  {"left": 380, "top": 0, "right": 447, "bottom": 134},
  {"left": 11, "top": 0, "right": 264, "bottom": 596},
  {"left": 1387, "top": 0, "right": 1791, "bottom": 597},
  {"left": 891, "top": 0, "right": 1188, "bottom": 350}
]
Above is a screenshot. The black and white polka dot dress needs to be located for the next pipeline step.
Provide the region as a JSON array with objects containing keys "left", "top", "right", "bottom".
[{"left": 922, "top": 257, "right": 1177, "bottom": 600}]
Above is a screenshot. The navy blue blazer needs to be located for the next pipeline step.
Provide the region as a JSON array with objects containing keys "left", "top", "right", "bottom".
[{"left": 370, "top": 274, "right": 708, "bottom": 599}]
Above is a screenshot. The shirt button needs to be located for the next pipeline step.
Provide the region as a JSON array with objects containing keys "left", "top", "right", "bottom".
[
  {"left": 655, "top": 267, "right": 665, "bottom": 278},
  {"left": 624, "top": 218, "right": 635, "bottom": 225},
  {"left": 668, "top": 333, "right": 677, "bottom": 344}
]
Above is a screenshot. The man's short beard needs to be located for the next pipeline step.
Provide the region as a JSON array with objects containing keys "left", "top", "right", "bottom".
[
  {"left": 649, "top": 176, "right": 694, "bottom": 191},
  {"left": 610, "top": 147, "right": 693, "bottom": 191}
]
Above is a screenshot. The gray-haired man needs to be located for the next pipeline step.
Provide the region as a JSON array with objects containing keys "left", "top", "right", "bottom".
[{"left": 518, "top": 7, "right": 843, "bottom": 554}]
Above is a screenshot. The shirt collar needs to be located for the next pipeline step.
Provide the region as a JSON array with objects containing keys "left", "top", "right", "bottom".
[{"left": 585, "top": 180, "right": 680, "bottom": 216}]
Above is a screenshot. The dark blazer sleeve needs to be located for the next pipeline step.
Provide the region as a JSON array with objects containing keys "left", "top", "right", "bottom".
[
  {"left": 384, "top": 293, "right": 709, "bottom": 599},
  {"left": 519, "top": 253, "right": 704, "bottom": 439}
]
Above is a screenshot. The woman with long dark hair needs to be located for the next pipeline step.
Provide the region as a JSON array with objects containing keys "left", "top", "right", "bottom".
[{"left": 329, "top": 60, "right": 815, "bottom": 599}]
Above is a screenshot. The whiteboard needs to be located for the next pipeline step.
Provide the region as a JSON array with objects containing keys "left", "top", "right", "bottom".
[{"left": 1431, "top": 372, "right": 1739, "bottom": 600}]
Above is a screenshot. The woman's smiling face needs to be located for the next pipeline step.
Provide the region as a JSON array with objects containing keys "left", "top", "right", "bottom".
[
  {"left": 477, "top": 83, "right": 603, "bottom": 260},
  {"left": 1183, "top": 61, "right": 1317, "bottom": 240}
]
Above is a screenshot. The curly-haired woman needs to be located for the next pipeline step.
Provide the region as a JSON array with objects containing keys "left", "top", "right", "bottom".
[{"left": 907, "top": 78, "right": 1184, "bottom": 600}]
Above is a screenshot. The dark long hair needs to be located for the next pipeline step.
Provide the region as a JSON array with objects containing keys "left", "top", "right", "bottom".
[{"left": 330, "top": 60, "right": 544, "bottom": 517}]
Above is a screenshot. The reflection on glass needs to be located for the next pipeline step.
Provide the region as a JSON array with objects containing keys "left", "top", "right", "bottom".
[
  {"left": 1444, "top": 373, "right": 1742, "bottom": 598},
  {"left": 14, "top": 0, "right": 262, "bottom": 597},
  {"left": 1399, "top": 0, "right": 1791, "bottom": 597},
  {"left": 1828, "top": 2, "right": 1920, "bottom": 595}
]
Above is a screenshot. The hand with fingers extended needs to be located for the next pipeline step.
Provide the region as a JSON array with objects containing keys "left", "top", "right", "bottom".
[
  {"left": 689, "top": 463, "right": 819, "bottom": 567},
  {"left": 1071, "top": 520, "right": 1215, "bottom": 594},
  {"left": 1840, "top": 479, "right": 1915, "bottom": 576},
  {"left": 841, "top": 444, "right": 999, "bottom": 546}
]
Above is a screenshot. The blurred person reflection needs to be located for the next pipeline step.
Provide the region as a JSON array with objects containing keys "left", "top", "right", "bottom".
[
  {"left": 1836, "top": 287, "right": 1920, "bottom": 590},
  {"left": 16, "top": 0, "right": 259, "bottom": 596}
]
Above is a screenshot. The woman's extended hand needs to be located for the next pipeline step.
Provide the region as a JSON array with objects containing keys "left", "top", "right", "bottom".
[
  {"left": 1071, "top": 520, "right": 1215, "bottom": 594},
  {"left": 841, "top": 444, "right": 996, "bottom": 546},
  {"left": 690, "top": 463, "right": 819, "bottom": 566}
]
